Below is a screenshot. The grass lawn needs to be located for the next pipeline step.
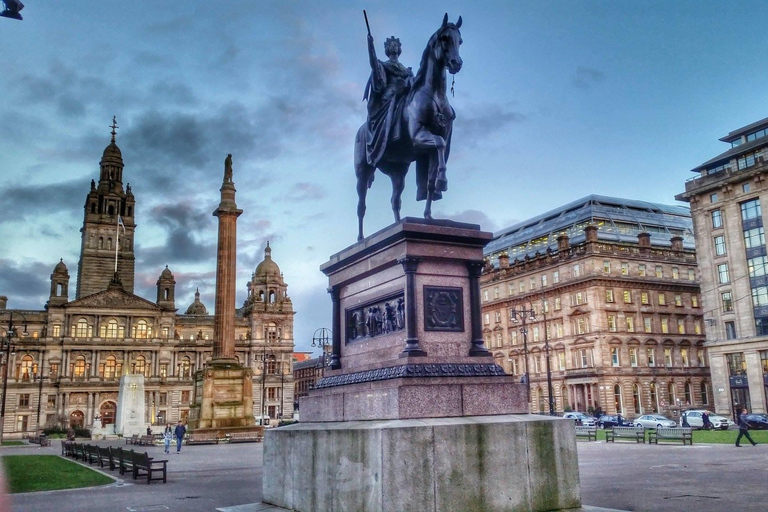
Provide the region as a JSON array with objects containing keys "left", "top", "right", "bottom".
[
  {"left": 582, "top": 427, "right": 768, "bottom": 444},
  {"left": 2, "top": 455, "right": 113, "bottom": 493},
  {"left": 1, "top": 441, "right": 25, "bottom": 446}
]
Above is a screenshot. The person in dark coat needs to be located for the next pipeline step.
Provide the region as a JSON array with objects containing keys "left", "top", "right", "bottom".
[
  {"left": 174, "top": 421, "right": 186, "bottom": 453},
  {"left": 702, "top": 411, "right": 712, "bottom": 430},
  {"left": 736, "top": 408, "right": 757, "bottom": 447}
]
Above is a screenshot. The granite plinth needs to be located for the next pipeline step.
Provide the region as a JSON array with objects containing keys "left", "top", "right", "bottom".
[
  {"left": 188, "top": 362, "right": 255, "bottom": 431},
  {"left": 263, "top": 414, "right": 581, "bottom": 512},
  {"left": 115, "top": 374, "right": 146, "bottom": 437}
]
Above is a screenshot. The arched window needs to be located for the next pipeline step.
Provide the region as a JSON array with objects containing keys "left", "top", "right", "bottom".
[
  {"left": 269, "top": 291, "right": 276, "bottom": 303},
  {"left": 19, "top": 355, "right": 34, "bottom": 381},
  {"left": 106, "top": 238, "right": 112, "bottom": 250},
  {"left": 104, "top": 356, "right": 117, "bottom": 379},
  {"left": 69, "top": 410, "right": 84, "bottom": 428},
  {"left": 73, "top": 356, "right": 86, "bottom": 378},
  {"left": 537, "top": 387, "right": 546, "bottom": 413},
  {"left": 684, "top": 382, "right": 692, "bottom": 405},
  {"left": 259, "top": 291, "right": 265, "bottom": 302},
  {"left": 701, "top": 382, "right": 709, "bottom": 405},
  {"left": 98, "top": 237, "right": 104, "bottom": 249},
  {"left": 163, "top": 288, "right": 169, "bottom": 300},
  {"left": 73, "top": 318, "right": 91, "bottom": 338},
  {"left": 56, "top": 283, "right": 63, "bottom": 296},
  {"left": 100, "top": 401, "right": 116, "bottom": 425},
  {"left": 127, "top": 206, "right": 132, "bottom": 217},
  {"left": 180, "top": 357, "right": 191, "bottom": 378},
  {"left": 649, "top": 383, "right": 658, "bottom": 413},
  {"left": 667, "top": 382, "right": 675, "bottom": 406},
  {"left": 102, "top": 320, "right": 119, "bottom": 338},
  {"left": 614, "top": 384, "right": 623, "bottom": 414},
  {"left": 132, "top": 320, "right": 151, "bottom": 339},
  {"left": 632, "top": 383, "right": 642, "bottom": 414},
  {"left": 91, "top": 203, "right": 96, "bottom": 213},
  {"left": 108, "top": 205, "right": 114, "bottom": 215},
  {"left": 134, "top": 356, "right": 146, "bottom": 376}
]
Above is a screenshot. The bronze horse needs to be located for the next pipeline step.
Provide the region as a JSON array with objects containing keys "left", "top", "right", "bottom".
[{"left": 355, "top": 14, "right": 463, "bottom": 241}]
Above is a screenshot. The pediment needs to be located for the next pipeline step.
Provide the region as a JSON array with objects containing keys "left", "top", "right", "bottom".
[{"left": 65, "top": 288, "right": 161, "bottom": 311}]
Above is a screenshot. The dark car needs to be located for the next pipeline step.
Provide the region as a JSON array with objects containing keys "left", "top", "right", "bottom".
[
  {"left": 597, "top": 415, "right": 632, "bottom": 429},
  {"left": 744, "top": 413, "right": 768, "bottom": 430}
]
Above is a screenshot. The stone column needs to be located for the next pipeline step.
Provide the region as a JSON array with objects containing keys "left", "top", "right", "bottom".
[
  {"left": 398, "top": 257, "right": 426, "bottom": 357},
  {"left": 212, "top": 171, "right": 242, "bottom": 362},
  {"left": 329, "top": 286, "right": 341, "bottom": 369},
  {"left": 467, "top": 260, "right": 490, "bottom": 356}
]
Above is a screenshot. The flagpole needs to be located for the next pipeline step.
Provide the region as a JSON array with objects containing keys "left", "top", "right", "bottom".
[{"left": 115, "top": 215, "right": 120, "bottom": 273}]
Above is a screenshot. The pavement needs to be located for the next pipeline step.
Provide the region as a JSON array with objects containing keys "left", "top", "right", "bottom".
[{"left": 2, "top": 438, "right": 767, "bottom": 511}]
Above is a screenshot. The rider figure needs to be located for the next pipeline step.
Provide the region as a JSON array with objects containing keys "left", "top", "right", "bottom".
[{"left": 364, "top": 34, "right": 413, "bottom": 168}]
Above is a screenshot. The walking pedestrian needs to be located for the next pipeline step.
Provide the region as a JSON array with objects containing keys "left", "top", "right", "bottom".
[
  {"left": 174, "top": 420, "right": 186, "bottom": 454},
  {"left": 702, "top": 411, "right": 712, "bottom": 430},
  {"left": 736, "top": 408, "right": 757, "bottom": 447},
  {"left": 163, "top": 423, "right": 172, "bottom": 454}
]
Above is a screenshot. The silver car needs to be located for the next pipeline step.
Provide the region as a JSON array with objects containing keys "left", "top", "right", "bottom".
[
  {"left": 562, "top": 412, "right": 597, "bottom": 427},
  {"left": 634, "top": 414, "right": 676, "bottom": 429}
]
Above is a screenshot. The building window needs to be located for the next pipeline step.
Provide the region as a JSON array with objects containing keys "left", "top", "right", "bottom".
[
  {"left": 710, "top": 193, "right": 718, "bottom": 203},
  {"left": 606, "top": 289, "right": 614, "bottom": 303},
  {"left": 573, "top": 264, "right": 581, "bottom": 278},
  {"left": 752, "top": 287, "right": 768, "bottom": 307},
  {"left": 626, "top": 316, "right": 635, "bottom": 332},
  {"left": 633, "top": 384, "right": 642, "bottom": 414},
  {"left": 621, "top": 262, "right": 629, "bottom": 275},
  {"left": 679, "top": 348, "right": 689, "bottom": 367},
  {"left": 646, "top": 348, "right": 655, "bottom": 367},
  {"left": 529, "top": 277, "right": 536, "bottom": 290},
  {"left": 694, "top": 320, "right": 702, "bottom": 335},
  {"left": 725, "top": 321, "right": 737, "bottom": 340},
  {"left": 688, "top": 269, "right": 695, "bottom": 281},
  {"left": 181, "top": 390, "right": 191, "bottom": 403},
  {"left": 711, "top": 210, "right": 722, "bottom": 229},
  {"left": 741, "top": 198, "right": 762, "bottom": 221},
  {"left": 667, "top": 382, "right": 675, "bottom": 406},
  {"left": 623, "top": 290, "right": 632, "bottom": 304},
  {"left": 16, "top": 415, "right": 28, "bottom": 432},
  {"left": 532, "top": 327, "right": 540, "bottom": 342},
  {"left": 555, "top": 322, "right": 564, "bottom": 338},
  {"left": 132, "top": 320, "right": 151, "bottom": 339},
  {"left": 104, "top": 356, "right": 117, "bottom": 379},
  {"left": 484, "top": 313, "right": 490, "bottom": 325},
  {"left": 18, "top": 394, "right": 29, "bottom": 407},
  {"left": 52, "top": 325, "right": 61, "bottom": 337},
  {"left": 614, "top": 384, "right": 623, "bottom": 414},
  {"left": 73, "top": 357, "right": 86, "bottom": 378},
  {"left": 134, "top": 356, "right": 147, "bottom": 376},
  {"left": 727, "top": 352, "right": 746, "bottom": 376},
  {"left": 578, "top": 349, "right": 590, "bottom": 368},
  {"left": 483, "top": 290, "right": 489, "bottom": 302},
  {"left": 554, "top": 297, "right": 561, "bottom": 310},
  {"left": 159, "top": 363, "right": 168, "bottom": 378},
  {"left": 701, "top": 382, "right": 709, "bottom": 405},
  {"left": 494, "top": 287, "right": 499, "bottom": 299},
  {"left": 672, "top": 267, "right": 679, "bottom": 279},
  {"left": 661, "top": 318, "right": 669, "bottom": 333},
  {"left": 73, "top": 319, "right": 92, "bottom": 338},
  {"left": 644, "top": 317, "right": 652, "bottom": 333},
  {"left": 641, "top": 292, "right": 649, "bottom": 305},
  {"left": 508, "top": 284, "right": 515, "bottom": 296},
  {"left": 47, "top": 395, "right": 56, "bottom": 407},
  {"left": 664, "top": 348, "right": 673, "bottom": 367},
  {"left": 717, "top": 263, "right": 730, "bottom": 284},
  {"left": 714, "top": 235, "right": 726, "bottom": 256},
  {"left": 684, "top": 383, "right": 692, "bottom": 405},
  {"left": 573, "top": 292, "right": 585, "bottom": 306},
  {"left": 541, "top": 275, "right": 547, "bottom": 287},
  {"left": 692, "top": 295, "right": 699, "bottom": 307},
  {"left": 608, "top": 315, "right": 617, "bottom": 332},
  {"left": 553, "top": 271, "right": 559, "bottom": 284},
  {"left": 658, "top": 293, "right": 666, "bottom": 306},
  {"left": 519, "top": 281, "right": 525, "bottom": 293},
  {"left": 698, "top": 349, "right": 706, "bottom": 367},
  {"left": 674, "top": 294, "right": 683, "bottom": 307},
  {"left": 575, "top": 317, "right": 589, "bottom": 334},
  {"left": 611, "top": 347, "right": 620, "bottom": 366},
  {"left": 638, "top": 264, "right": 646, "bottom": 277},
  {"left": 743, "top": 227, "right": 765, "bottom": 249},
  {"left": 722, "top": 291, "right": 734, "bottom": 312},
  {"left": 748, "top": 256, "right": 768, "bottom": 277},
  {"left": 630, "top": 348, "right": 638, "bottom": 367},
  {"left": 495, "top": 311, "right": 501, "bottom": 323},
  {"left": 101, "top": 319, "right": 119, "bottom": 338},
  {"left": 650, "top": 383, "right": 659, "bottom": 413},
  {"left": 655, "top": 266, "right": 663, "bottom": 278},
  {"left": 558, "top": 352, "right": 566, "bottom": 371},
  {"left": 603, "top": 260, "right": 611, "bottom": 273}
]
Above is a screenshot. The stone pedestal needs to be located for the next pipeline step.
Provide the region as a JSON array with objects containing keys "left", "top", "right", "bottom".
[
  {"left": 263, "top": 415, "right": 581, "bottom": 512},
  {"left": 188, "top": 360, "right": 256, "bottom": 433},
  {"left": 115, "top": 374, "right": 146, "bottom": 437}
]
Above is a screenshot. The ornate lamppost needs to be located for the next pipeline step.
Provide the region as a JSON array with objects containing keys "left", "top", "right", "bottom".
[
  {"left": 1, "top": 311, "right": 28, "bottom": 445},
  {"left": 312, "top": 328, "right": 332, "bottom": 377},
  {"left": 540, "top": 294, "right": 555, "bottom": 416},
  {"left": 510, "top": 303, "right": 535, "bottom": 406}
]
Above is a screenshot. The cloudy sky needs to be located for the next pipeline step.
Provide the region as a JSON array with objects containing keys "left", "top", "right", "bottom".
[{"left": 2, "top": 1, "right": 768, "bottom": 353}]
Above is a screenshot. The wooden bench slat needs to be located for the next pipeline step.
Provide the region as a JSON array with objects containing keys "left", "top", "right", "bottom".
[
  {"left": 574, "top": 426, "right": 597, "bottom": 442},
  {"left": 606, "top": 426, "right": 645, "bottom": 444},
  {"left": 648, "top": 427, "right": 693, "bottom": 445}
]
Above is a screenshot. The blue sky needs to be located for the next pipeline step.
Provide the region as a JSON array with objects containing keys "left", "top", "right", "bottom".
[{"left": 2, "top": 1, "right": 768, "bottom": 354}]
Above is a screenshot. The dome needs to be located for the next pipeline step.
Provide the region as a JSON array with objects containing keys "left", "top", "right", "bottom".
[
  {"left": 254, "top": 242, "right": 281, "bottom": 278},
  {"left": 100, "top": 141, "right": 123, "bottom": 166},
  {"left": 160, "top": 265, "right": 174, "bottom": 279},
  {"left": 185, "top": 288, "right": 208, "bottom": 315},
  {"left": 53, "top": 259, "right": 68, "bottom": 273}
]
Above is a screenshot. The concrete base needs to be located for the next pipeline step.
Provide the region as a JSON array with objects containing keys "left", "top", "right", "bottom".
[
  {"left": 263, "top": 414, "right": 580, "bottom": 512},
  {"left": 188, "top": 361, "right": 255, "bottom": 430}
]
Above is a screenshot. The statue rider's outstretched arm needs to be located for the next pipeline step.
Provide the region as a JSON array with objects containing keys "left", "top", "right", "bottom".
[{"left": 368, "top": 34, "right": 386, "bottom": 92}]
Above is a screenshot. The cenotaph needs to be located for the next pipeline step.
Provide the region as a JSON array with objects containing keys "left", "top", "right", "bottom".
[
  {"left": 187, "top": 155, "right": 256, "bottom": 434},
  {"left": 115, "top": 373, "right": 146, "bottom": 437},
  {"left": 262, "top": 13, "right": 582, "bottom": 512}
]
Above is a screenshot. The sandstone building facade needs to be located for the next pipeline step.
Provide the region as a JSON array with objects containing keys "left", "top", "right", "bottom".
[
  {"left": 480, "top": 195, "right": 711, "bottom": 418},
  {"left": 0, "top": 130, "right": 295, "bottom": 438},
  {"left": 677, "top": 116, "right": 768, "bottom": 418}
]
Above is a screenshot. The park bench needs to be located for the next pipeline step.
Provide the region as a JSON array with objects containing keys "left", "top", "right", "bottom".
[
  {"left": 606, "top": 426, "right": 645, "bottom": 443},
  {"left": 139, "top": 435, "right": 154, "bottom": 446},
  {"left": 228, "top": 431, "right": 264, "bottom": 443},
  {"left": 118, "top": 448, "right": 136, "bottom": 476},
  {"left": 97, "top": 446, "right": 116, "bottom": 470},
  {"left": 648, "top": 427, "right": 693, "bottom": 445},
  {"left": 85, "top": 444, "right": 101, "bottom": 465},
  {"left": 62, "top": 440, "right": 74, "bottom": 457},
  {"left": 132, "top": 451, "right": 168, "bottom": 484},
  {"left": 28, "top": 434, "right": 50, "bottom": 446},
  {"left": 186, "top": 432, "right": 219, "bottom": 445},
  {"left": 125, "top": 434, "right": 139, "bottom": 445},
  {"left": 575, "top": 426, "right": 597, "bottom": 441},
  {"left": 74, "top": 443, "right": 88, "bottom": 461}
]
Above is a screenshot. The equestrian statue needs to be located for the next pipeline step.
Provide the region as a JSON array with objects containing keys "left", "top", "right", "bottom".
[{"left": 355, "top": 12, "right": 463, "bottom": 241}]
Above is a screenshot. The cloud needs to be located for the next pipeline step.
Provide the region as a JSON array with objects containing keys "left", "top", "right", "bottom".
[
  {"left": 0, "top": 259, "right": 54, "bottom": 310},
  {"left": 0, "top": 179, "right": 84, "bottom": 224},
  {"left": 571, "top": 66, "right": 605, "bottom": 89},
  {"left": 137, "top": 203, "right": 217, "bottom": 268},
  {"left": 284, "top": 182, "right": 327, "bottom": 202},
  {"left": 439, "top": 209, "right": 500, "bottom": 232},
  {"left": 456, "top": 103, "right": 527, "bottom": 146}
]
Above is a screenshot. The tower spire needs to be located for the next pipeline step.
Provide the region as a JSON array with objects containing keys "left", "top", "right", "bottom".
[{"left": 110, "top": 115, "right": 118, "bottom": 143}]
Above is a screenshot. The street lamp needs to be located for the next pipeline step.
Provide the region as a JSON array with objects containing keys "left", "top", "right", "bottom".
[
  {"left": 1, "top": 311, "right": 28, "bottom": 445},
  {"left": 510, "top": 303, "right": 535, "bottom": 405},
  {"left": 311, "top": 328, "right": 332, "bottom": 377},
  {"left": 540, "top": 294, "right": 555, "bottom": 416},
  {"left": 257, "top": 345, "right": 276, "bottom": 426}
]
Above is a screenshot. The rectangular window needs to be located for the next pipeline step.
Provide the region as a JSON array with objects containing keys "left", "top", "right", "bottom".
[
  {"left": 748, "top": 256, "right": 768, "bottom": 277},
  {"left": 674, "top": 294, "right": 683, "bottom": 306},
  {"left": 47, "top": 395, "right": 56, "bottom": 407},
  {"left": 484, "top": 313, "right": 490, "bottom": 325},
  {"left": 494, "top": 287, "right": 499, "bottom": 299},
  {"left": 725, "top": 321, "right": 737, "bottom": 340},
  {"left": 510, "top": 330, "right": 518, "bottom": 345},
  {"left": 532, "top": 326, "right": 540, "bottom": 342},
  {"left": 555, "top": 322, "right": 564, "bottom": 338},
  {"left": 672, "top": 267, "right": 679, "bottom": 279},
  {"left": 752, "top": 287, "right": 768, "bottom": 307},
  {"left": 558, "top": 352, "right": 566, "bottom": 371},
  {"left": 553, "top": 270, "right": 559, "bottom": 283},
  {"left": 711, "top": 209, "right": 723, "bottom": 228},
  {"left": 722, "top": 291, "right": 734, "bottom": 312},
  {"left": 691, "top": 295, "right": 699, "bottom": 307},
  {"left": 49, "top": 364, "right": 58, "bottom": 379},
  {"left": 162, "top": 327, "right": 169, "bottom": 339},
  {"left": 646, "top": 348, "right": 655, "bottom": 367},
  {"left": 641, "top": 292, "right": 649, "bottom": 305},
  {"left": 661, "top": 318, "right": 669, "bottom": 333},
  {"left": 603, "top": 260, "right": 611, "bottom": 273},
  {"left": 611, "top": 347, "right": 620, "bottom": 367},
  {"left": 495, "top": 311, "right": 501, "bottom": 323},
  {"left": 644, "top": 317, "right": 652, "bottom": 333},
  {"left": 718, "top": 263, "right": 730, "bottom": 284},
  {"left": 688, "top": 268, "right": 695, "bottom": 281},
  {"left": 519, "top": 281, "right": 525, "bottom": 293},
  {"left": 18, "top": 394, "right": 29, "bottom": 407},
  {"left": 655, "top": 265, "right": 663, "bottom": 278},
  {"left": 744, "top": 227, "right": 766, "bottom": 249},
  {"left": 573, "top": 292, "right": 585, "bottom": 306},
  {"left": 483, "top": 290, "right": 489, "bottom": 302},
  {"left": 630, "top": 348, "right": 638, "bottom": 367},
  {"left": 159, "top": 363, "right": 168, "bottom": 378},
  {"left": 741, "top": 198, "right": 762, "bottom": 221},
  {"left": 714, "top": 235, "right": 726, "bottom": 255},
  {"left": 573, "top": 264, "right": 581, "bottom": 278},
  {"left": 698, "top": 349, "right": 706, "bottom": 367},
  {"left": 638, "top": 264, "right": 646, "bottom": 277},
  {"left": 681, "top": 348, "right": 689, "bottom": 367},
  {"left": 623, "top": 290, "right": 632, "bottom": 304},
  {"left": 664, "top": 348, "right": 673, "bottom": 367},
  {"left": 626, "top": 316, "right": 635, "bottom": 332},
  {"left": 605, "top": 289, "right": 614, "bottom": 303},
  {"left": 726, "top": 352, "right": 746, "bottom": 375},
  {"left": 658, "top": 293, "right": 666, "bottom": 306},
  {"left": 509, "top": 284, "right": 515, "bottom": 295},
  {"left": 542, "top": 299, "right": 549, "bottom": 313},
  {"left": 579, "top": 349, "right": 589, "bottom": 368},
  {"left": 695, "top": 320, "right": 702, "bottom": 334},
  {"left": 541, "top": 274, "right": 547, "bottom": 287},
  {"left": 554, "top": 297, "right": 561, "bottom": 310},
  {"left": 677, "top": 319, "right": 685, "bottom": 334},
  {"left": 608, "top": 315, "right": 617, "bottom": 332},
  {"left": 710, "top": 193, "right": 718, "bottom": 203},
  {"left": 621, "top": 262, "right": 629, "bottom": 275},
  {"left": 159, "top": 393, "right": 168, "bottom": 406},
  {"left": 575, "top": 318, "right": 588, "bottom": 335},
  {"left": 52, "top": 325, "right": 61, "bottom": 337},
  {"left": 529, "top": 277, "right": 536, "bottom": 290}
]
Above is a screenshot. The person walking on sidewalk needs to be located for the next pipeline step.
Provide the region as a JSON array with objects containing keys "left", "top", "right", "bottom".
[
  {"left": 163, "top": 424, "right": 173, "bottom": 454},
  {"left": 174, "top": 421, "right": 186, "bottom": 453},
  {"left": 736, "top": 408, "right": 757, "bottom": 447}
]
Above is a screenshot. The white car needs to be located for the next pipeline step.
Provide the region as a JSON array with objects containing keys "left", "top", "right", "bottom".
[
  {"left": 683, "top": 410, "right": 730, "bottom": 430},
  {"left": 634, "top": 414, "right": 676, "bottom": 429},
  {"left": 563, "top": 412, "right": 597, "bottom": 427}
]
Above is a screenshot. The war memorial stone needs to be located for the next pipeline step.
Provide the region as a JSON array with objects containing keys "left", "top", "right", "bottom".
[{"left": 262, "top": 13, "right": 582, "bottom": 512}]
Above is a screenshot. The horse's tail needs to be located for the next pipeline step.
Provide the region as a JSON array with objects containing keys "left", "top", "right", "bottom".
[{"left": 354, "top": 124, "right": 375, "bottom": 188}]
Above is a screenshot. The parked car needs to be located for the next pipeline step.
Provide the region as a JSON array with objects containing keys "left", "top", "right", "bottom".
[
  {"left": 596, "top": 415, "right": 633, "bottom": 429},
  {"left": 563, "top": 412, "right": 597, "bottom": 427},
  {"left": 743, "top": 413, "right": 768, "bottom": 430},
  {"left": 633, "top": 414, "right": 677, "bottom": 429},
  {"left": 682, "top": 410, "right": 730, "bottom": 430}
]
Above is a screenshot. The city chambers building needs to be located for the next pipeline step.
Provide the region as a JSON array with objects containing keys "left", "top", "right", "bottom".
[
  {"left": 480, "top": 195, "right": 711, "bottom": 419},
  {"left": 677, "top": 116, "right": 768, "bottom": 418},
  {"left": 0, "top": 130, "right": 295, "bottom": 438}
]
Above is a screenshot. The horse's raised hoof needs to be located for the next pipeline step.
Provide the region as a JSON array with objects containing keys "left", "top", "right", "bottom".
[{"left": 357, "top": 233, "right": 364, "bottom": 242}]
